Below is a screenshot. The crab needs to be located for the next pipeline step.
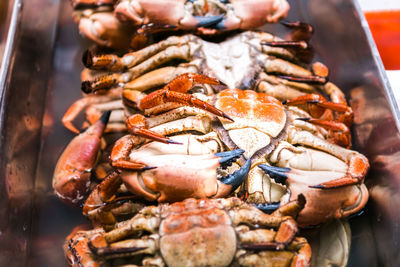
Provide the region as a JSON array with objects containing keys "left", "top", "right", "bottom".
[
  {"left": 67, "top": 30, "right": 352, "bottom": 140},
  {"left": 65, "top": 197, "right": 311, "bottom": 267},
  {"left": 81, "top": 31, "right": 322, "bottom": 93},
  {"left": 82, "top": 73, "right": 366, "bottom": 227},
  {"left": 69, "top": 74, "right": 369, "bottom": 226},
  {"left": 114, "top": 0, "right": 290, "bottom": 33},
  {"left": 70, "top": 0, "right": 290, "bottom": 49}
]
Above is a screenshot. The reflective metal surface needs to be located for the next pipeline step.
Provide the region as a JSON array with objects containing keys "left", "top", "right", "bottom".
[
  {"left": 0, "top": 0, "right": 399, "bottom": 266},
  {"left": 0, "top": 0, "right": 15, "bottom": 63}
]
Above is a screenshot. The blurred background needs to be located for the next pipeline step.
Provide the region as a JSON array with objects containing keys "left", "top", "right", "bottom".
[{"left": 358, "top": 0, "right": 400, "bottom": 100}]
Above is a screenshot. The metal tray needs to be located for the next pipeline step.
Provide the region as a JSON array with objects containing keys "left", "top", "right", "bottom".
[{"left": 1, "top": 0, "right": 399, "bottom": 266}]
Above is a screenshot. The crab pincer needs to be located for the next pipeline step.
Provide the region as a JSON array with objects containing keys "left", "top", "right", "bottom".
[
  {"left": 113, "top": 144, "right": 251, "bottom": 202},
  {"left": 258, "top": 159, "right": 369, "bottom": 227},
  {"left": 52, "top": 111, "right": 111, "bottom": 206}
]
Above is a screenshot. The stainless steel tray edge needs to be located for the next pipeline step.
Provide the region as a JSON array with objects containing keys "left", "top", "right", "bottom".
[
  {"left": 0, "top": 0, "right": 400, "bottom": 266},
  {"left": 0, "top": 0, "right": 59, "bottom": 266}
]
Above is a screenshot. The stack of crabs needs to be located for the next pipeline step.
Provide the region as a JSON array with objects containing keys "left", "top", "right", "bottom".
[{"left": 55, "top": 1, "right": 370, "bottom": 266}]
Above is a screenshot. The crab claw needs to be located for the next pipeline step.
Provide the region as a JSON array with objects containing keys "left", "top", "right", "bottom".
[
  {"left": 194, "top": 14, "right": 225, "bottom": 28},
  {"left": 77, "top": 11, "right": 133, "bottom": 49},
  {"left": 53, "top": 111, "right": 111, "bottom": 206},
  {"left": 258, "top": 164, "right": 369, "bottom": 227},
  {"left": 215, "top": 149, "right": 245, "bottom": 168},
  {"left": 118, "top": 150, "right": 250, "bottom": 203},
  {"left": 214, "top": 0, "right": 290, "bottom": 30},
  {"left": 258, "top": 164, "right": 289, "bottom": 185},
  {"left": 218, "top": 158, "right": 251, "bottom": 193}
]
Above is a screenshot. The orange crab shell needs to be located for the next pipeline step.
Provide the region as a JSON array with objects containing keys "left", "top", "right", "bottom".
[
  {"left": 159, "top": 199, "right": 236, "bottom": 267},
  {"left": 215, "top": 89, "right": 286, "bottom": 137}
]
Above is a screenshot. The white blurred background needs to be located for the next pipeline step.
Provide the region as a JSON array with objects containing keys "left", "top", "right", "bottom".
[{"left": 358, "top": 0, "right": 400, "bottom": 100}]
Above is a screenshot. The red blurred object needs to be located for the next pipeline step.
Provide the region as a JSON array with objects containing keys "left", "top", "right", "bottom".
[{"left": 365, "top": 10, "right": 400, "bottom": 70}]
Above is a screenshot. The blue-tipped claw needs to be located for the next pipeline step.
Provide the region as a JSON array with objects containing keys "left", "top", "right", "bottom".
[
  {"left": 220, "top": 159, "right": 251, "bottom": 191},
  {"left": 215, "top": 18, "right": 227, "bottom": 30},
  {"left": 194, "top": 15, "right": 224, "bottom": 28},
  {"left": 99, "top": 110, "right": 112, "bottom": 125},
  {"left": 258, "top": 164, "right": 290, "bottom": 185},
  {"left": 216, "top": 149, "right": 245, "bottom": 169},
  {"left": 166, "top": 139, "right": 183, "bottom": 145},
  {"left": 254, "top": 202, "right": 281, "bottom": 214}
]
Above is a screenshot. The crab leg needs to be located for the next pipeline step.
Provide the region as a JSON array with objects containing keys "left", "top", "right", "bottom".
[
  {"left": 138, "top": 73, "right": 232, "bottom": 118},
  {"left": 276, "top": 74, "right": 327, "bottom": 84},
  {"left": 122, "top": 74, "right": 233, "bottom": 144},
  {"left": 232, "top": 210, "right": 298, "bottom": 248},
  {"left": 285, "top": 94, "right": 353, "bottom": 145},
  {"left": 83, "top": 35, "right": 194, "bottom": 71},
  {"left": 296, "top": 117, "right": 351, "bottom": 148},
  {"left": 125, "top": 114, "right": 185, "bottom": 144},
  {"left": 124, "top": 65, "right": 200, "bottom": 92},
  {"left": 296, "top": 118, "right": 349, "bottom": 133},
  {"left": 100, "top": 206, "right": 161, "bottom": 243},
  {"left": 89, "top": 234, "right": 159, "bottom": 259},
  {"left": 83, "top": 44, "right": 194, "bottom": 93},
  {"left": 62, "top": 89, "right": 121, "bottom": 133},
  {"left": 111, "top": 135, "right": 155, "bottom": 170},
  {"left": 64, "top": 227, "right": 104, "bottom": 267},
  {"left": 284, "top": 94, "right": 351, "bottom": 113}
]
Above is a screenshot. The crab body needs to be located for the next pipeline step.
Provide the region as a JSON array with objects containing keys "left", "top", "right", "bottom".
[{"left": 65, "top": 197, "right": 311, "bottom": 267}]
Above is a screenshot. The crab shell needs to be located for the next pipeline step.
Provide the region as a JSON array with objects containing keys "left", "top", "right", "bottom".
[
  {"left": 159, "top": 200, "right": 237, "bottom": 266},
  {"left": 215, "top": 89, "right": 286, "bottom": 158}
]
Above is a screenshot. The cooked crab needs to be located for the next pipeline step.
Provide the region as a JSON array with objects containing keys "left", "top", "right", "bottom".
[
  {"left": 89, "top": 73, "right": 366, "bottom": 226},
  {"left": 81, "top": 31, "right": 321, "bottom": 93},
  {"left": 115, "top": 0, "right": 290, "bottom": 32},
  {"left": 65, "top": 197, "right": 311, "bottom": 267},
  {"left": 67, "top": 30, "right": 352, "bottom": 138},
  {"left": 70, "top": 0, "right": 289, "bottom": 49}
]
